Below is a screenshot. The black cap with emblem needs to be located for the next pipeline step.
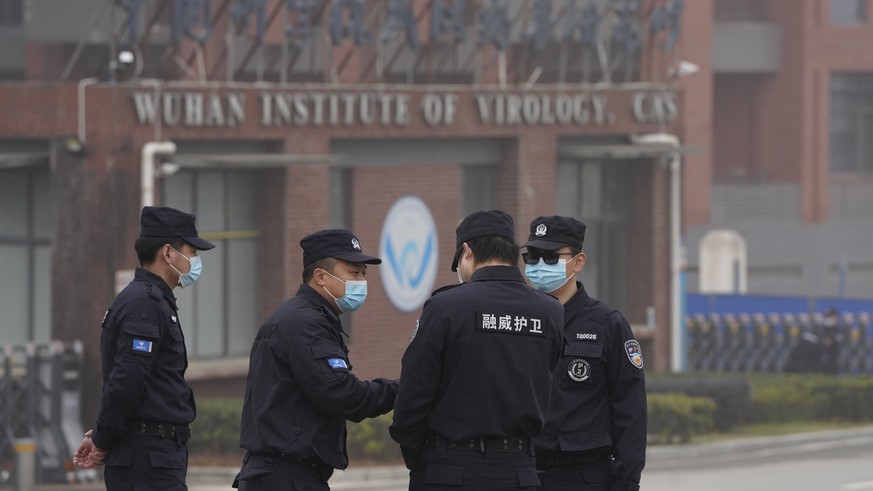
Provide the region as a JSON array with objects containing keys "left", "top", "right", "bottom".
[
  {"left": 140, "top": 206, "right": 216, "bottom": 250},
  {"left": 521, "top": 215, "right": 586, "bottom": 251},
  {"left": 451, "top": 209, "right": 515, "bottom": 271},
  {"left": 300, "top": 229, "right": 381, "bottom": 267}
]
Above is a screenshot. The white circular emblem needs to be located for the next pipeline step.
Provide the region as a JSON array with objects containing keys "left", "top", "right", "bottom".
[
  {"left": 351, "top": 238, "right": 361, "bottom": 250},
  {"left": 379, "top": 196, "right": 439, "bottom": 313},
  {"left": 568, "top": 358, "right": 591, "bottom": 382},
  {"left": 535, "top": 224, "right": 547, "bottom": 236}
]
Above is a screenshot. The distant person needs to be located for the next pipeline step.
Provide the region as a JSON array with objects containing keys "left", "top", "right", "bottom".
[
  {"left": 73, "top": 206, "right": 216, "bottom": 491},
  {"left": 784, "top": 309, "right": 842, "bottom": 374},
  {"left": 234, "top": 229, "right": 398, "bottom": 491},
  {"left": 391, "top": 210, "right": 564, "bottom": 491},
  {"left": 522, "top": 216, "right": 646, "bottom": 491},
  {"left": 818, "top": 307, "right": 841, "bottom": 374}
]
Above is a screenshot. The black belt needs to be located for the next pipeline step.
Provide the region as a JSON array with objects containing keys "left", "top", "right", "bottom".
[
  {"left": 245, "top": 453, "right": 333, "bottom": 481},
  {"left": 536, "top": 450, "right": 613, "bottom": 467},
  {"left": 425, "top": 432, "right": 530, "bottom": 453},
  {"left": 129, "top": 421, "right": 191, "bottom": 443}
]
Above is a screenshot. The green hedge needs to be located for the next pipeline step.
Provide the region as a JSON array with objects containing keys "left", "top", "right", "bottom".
[
  {"left": 647, "top": 374, "right": 751, "bottom": 431},
  {"left": 749, "top": 374, "right": 873, "bottom": 423},
  {"left": 647, "top": 393, "right": 717, "bottom": 444},
  {"left": 188, "top": 375, "right": 873, "bottom": 457},
  {"left": 188, "top": 398, "right": 245, "bottom": 459}
]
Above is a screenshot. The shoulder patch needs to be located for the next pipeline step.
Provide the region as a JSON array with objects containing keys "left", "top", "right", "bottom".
[
  {"left": 132, "top": 339, "right": 153, "bottom": 353},
  {"left": 327, "top": 358, "right": 349, "bottom": 370},
  {"left": 625, "top": 340, "right": 643, "bottom": 369}
]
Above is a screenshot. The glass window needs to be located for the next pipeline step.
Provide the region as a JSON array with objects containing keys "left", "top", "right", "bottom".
[
  {"left": 328, "top": 168, "right": 351, "bottom": 228},
  {"left": 0, "top": 168, "right": 52, "bottom": 344},
  {"left": 162, "top": 169, "right": 261, "bottom": 358},
  {"left": 461, "top": 164, "right": 496, "bottom": 218},
  {"left": 830, "top": 0, "right": 866, "bottom": 24},
  {"left": 0, "top": 0, "right": 23, "bottom": 26},
  {"left": 557, "top": 160, "right": 631, "bottom": 313},
  {"left": 830, "top": 73, "right": 873, "bottom": 174}
]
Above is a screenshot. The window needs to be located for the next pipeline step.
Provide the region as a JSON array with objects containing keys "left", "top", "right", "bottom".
[
  {"left": 557, "top": 160, "right": 631, "bottom": 313},
  {"left": 830, "top": 73, "right": 873, "bottom": 174},
  {"left": 830, "top": 0, "right": 866, "bottom": 24},
  {"left": 328, "top": 167, "right": 351, "bottom": 228},
  {"left": 0, "top": 0, "right": 23, "bottom": 26},
  {"left": 461, "top": 164, "right": 496, "bottom": 218},
  {"left": 162, "top": 169, "right": 261, "bottom": 358},
  {"left": 0, "top": 167, "right": 52, "bottom": 345}
]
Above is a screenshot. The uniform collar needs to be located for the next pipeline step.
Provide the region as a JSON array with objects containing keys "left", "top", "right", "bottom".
[
  {"left": 469, "top": 265, "right": 527, "bottom": 283},
  {"left": 297, "top": 283, "right": 341, "bottom": 321},
  {"left": 135, "top": 267, "right": 178, "bottom": 309},
  {"left": 563, "top": 281, "right": 593, "bottom": 325}
]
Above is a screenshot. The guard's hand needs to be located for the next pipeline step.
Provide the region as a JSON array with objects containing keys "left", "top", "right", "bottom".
[
  {"left": 72, "top": 430, "right": 106, "bottom": 468},
  {"left": 72, "top": 430, "right": 95, "bottom": 468}
]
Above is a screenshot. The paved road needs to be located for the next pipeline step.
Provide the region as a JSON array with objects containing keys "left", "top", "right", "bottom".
[{"left": 17, "top": 426, "right": 873, "bottom": 491}]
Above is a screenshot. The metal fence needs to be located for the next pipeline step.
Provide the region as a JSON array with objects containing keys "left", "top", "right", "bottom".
[
  {"left": 686, "top": 311, "right": 873, "bottom": 374},
  {"left": 0, "top": 340, "right": 97, "bottom": 484}
]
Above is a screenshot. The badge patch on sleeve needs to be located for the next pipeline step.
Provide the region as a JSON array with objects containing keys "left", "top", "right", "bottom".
[
  {"left": 132, "top": 339, "right": 153, "bottom": 353},
  {"left": 327, "top": 358, "right": 349, "bottom": 370},
  {"left": 625, "top": 340, "right": 643, "bottom": 369}
]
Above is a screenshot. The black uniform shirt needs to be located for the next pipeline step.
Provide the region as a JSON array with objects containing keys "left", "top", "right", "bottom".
[
  {"left": 239, "top": 284, "right": 398, "bottom": 470},
  {"left": 390, "top": 266, "right": 564, "bottom": 452},
  {"left": 92, "top": 267, "right": 194, "bottom": 450},
  {"left": 534, "top": 283, "right": 647, "bottom": 485}
]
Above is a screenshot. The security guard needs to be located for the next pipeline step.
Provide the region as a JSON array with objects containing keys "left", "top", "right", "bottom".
[
  {"left": 234, "top": 229, "right": 398, "bottom": 491},
  {"left": 522, "top": 216, "right": 646, "bottom": 491},
  {"left": 390, "top": 210, "right": 564, "bottom": 491},
  {"left": 73, "top": 206, "right": 215, "bottom": 491}
]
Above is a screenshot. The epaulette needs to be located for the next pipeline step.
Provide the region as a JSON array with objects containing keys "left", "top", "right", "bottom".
[
  {"left": 431, "top": 283, "right": 463, "bottom": 297},
  {"left": 146, "top": 283, "right": 162, "bottom": 302}
]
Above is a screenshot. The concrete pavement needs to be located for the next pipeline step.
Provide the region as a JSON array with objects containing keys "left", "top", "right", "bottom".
[{"left": 14, "top": 425, "right": 873, "bottom": 491}]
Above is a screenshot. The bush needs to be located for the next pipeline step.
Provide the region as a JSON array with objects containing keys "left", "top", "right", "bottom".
[
  {"left": 647, "top": 374, "right": 751, "bottom": 431},
  {"left": 749, "top": 374, "right": 873, "bottom": 423},
  {"left": 187, "top": 399, "right": 401, "bottom": 464},
  {"left": 189, "top": 398, "right": 245, "bottom": 461},
  {"left": 647, "top": 393, "right": 717, "bottom": 444},
  {"left": 346, "top": 412, "right": 402, "bottom": 464}
]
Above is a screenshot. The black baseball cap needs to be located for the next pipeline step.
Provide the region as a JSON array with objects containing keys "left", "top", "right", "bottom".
[
  {"left": 139, "top": 206, "right": 215, "bottom": 250},
  {"left": 451, "top": 209, "right": 515, "bottom": 271},
  {"left": 300, "top": 229, "right": 381, "bottom": 268},
  {"left": 521, "top": 216, "right": 586, "bottom": 251}
]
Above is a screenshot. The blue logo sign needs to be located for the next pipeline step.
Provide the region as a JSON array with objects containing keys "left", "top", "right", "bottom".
[
  {"left": 327, "top": 358, "right": 348, "bottom": 370},
  {"left": 379, "top": 196, "right": 439, "bottom": 313}
]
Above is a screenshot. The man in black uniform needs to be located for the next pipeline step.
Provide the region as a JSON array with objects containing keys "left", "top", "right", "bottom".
[
  {"left": 73, "top": 206, "right": 215, "bottom": 491},
  {"left": 522, "top": 216, "right": 646, "bottom": 491},
  {"left": 234, "top": 229, "right": 398, "bottom": 491},
  {"left": 390, "top": 210, "right": 564, "bottom": 491}
]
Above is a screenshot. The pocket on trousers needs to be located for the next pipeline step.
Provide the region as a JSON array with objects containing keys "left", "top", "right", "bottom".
[
  {"left": 580, "top": 460, "right": 612, "bottom": 484},
  {"left": 516, "top": 467, "right": 541, "bottom": 487},
  {"left": 148, "top": 448, "right": 186, "bottom": 469},
  {"left": 237, "top": 456, "right": 275, "bottom": 481},
  {"left": 423, "top": 464, "right": 464, "bottom": 485},
  {"left": 104, "top": 447, "right": 135, "bottom": 467}
]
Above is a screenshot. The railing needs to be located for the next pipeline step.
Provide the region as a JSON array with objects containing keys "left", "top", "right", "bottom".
[
  {"left": 0, "top": 341, "right": 97, "bottom": 484},
  {"left": 686, "top": 311, "right": 873, "bottom": 374}
]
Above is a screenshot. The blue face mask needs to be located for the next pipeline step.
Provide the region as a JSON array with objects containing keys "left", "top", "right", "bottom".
[
  {"left": 322, "top": 271, "right": 368, "bottom": 313},
  {"left": 525, "top": 258, "right": 574, "bottom": 293},
  {"left": 170, "top": 248, "right": 202, "bottom": 288}
]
